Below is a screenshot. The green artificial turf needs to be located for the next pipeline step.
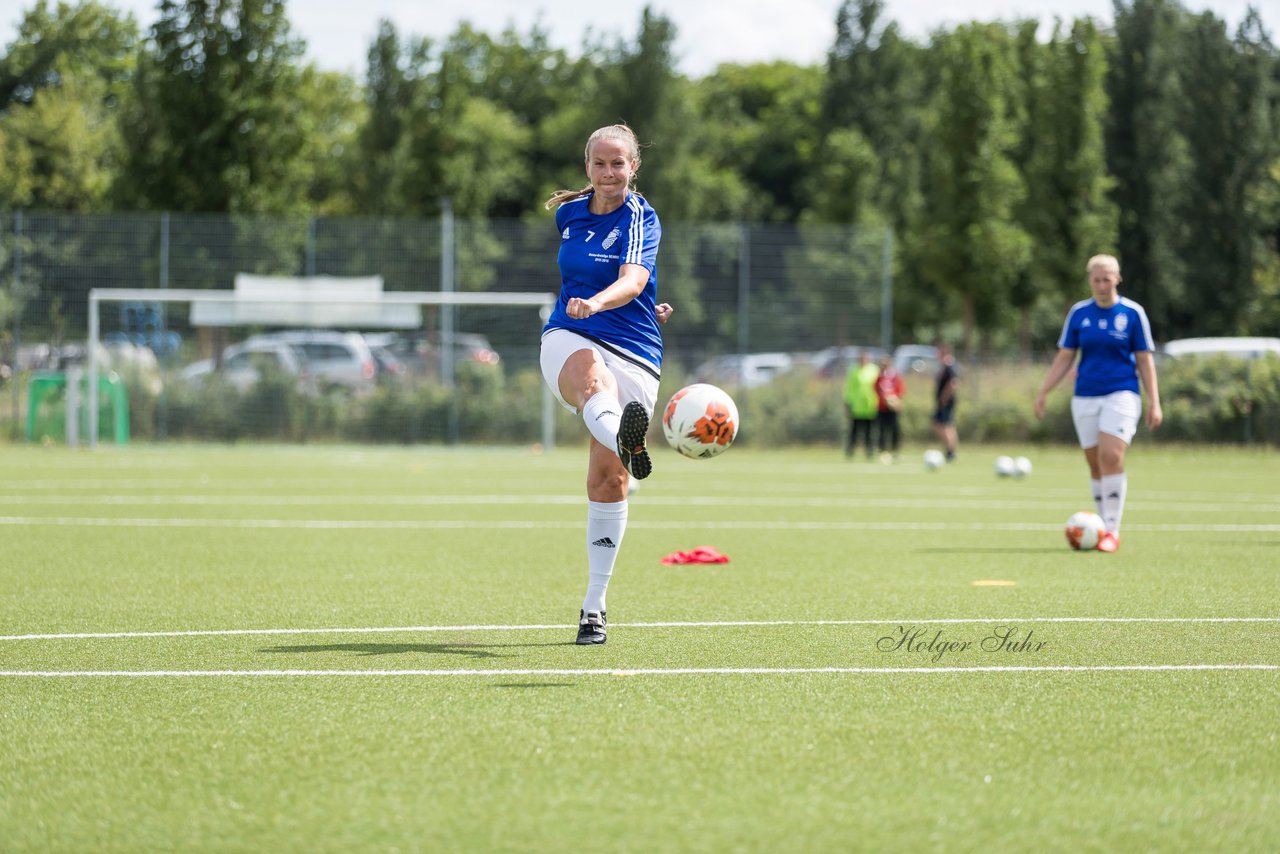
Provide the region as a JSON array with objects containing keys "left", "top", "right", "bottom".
[{"left": 1, "top": 442, "right": 1277, "bottom": 851}]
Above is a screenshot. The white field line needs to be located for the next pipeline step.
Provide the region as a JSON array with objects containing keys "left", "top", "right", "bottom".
[
  {"left": 1, "top": 664, "right": 1277, "bottom": 678},
  {"left": 2, "top": 515, "right": 1280, "bottom": 533},
  {"left": 3, "top": 616, "right": 1278, "bottom": 642},
  {"left": 3, "top": 493, "right": 1277, "bottom": 513}
]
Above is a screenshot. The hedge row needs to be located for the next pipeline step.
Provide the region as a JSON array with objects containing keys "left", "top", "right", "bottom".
[{"left": 116, "top": 355, "right": 1280, "bottom": 446}]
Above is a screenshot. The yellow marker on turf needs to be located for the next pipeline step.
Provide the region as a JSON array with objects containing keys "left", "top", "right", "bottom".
[{"left": 972, "top": 579, "right": 1016, "bottom": 587}]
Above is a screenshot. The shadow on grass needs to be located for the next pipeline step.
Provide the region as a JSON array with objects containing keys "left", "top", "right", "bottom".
[{"left": 260, "top": 641, "right": 575, "bottom": 660}]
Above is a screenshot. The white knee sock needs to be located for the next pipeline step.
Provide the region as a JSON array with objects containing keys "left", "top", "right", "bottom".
[
  {"left": 1100, "top": 473, "right": 1128, "bottom": 534},
  {"left": 583, "top": 500, "right": 628, "bottom": 614},
  {"left": 581, "top": 392, "right": 622, "bottom": 449},
  {"left": 1091, "top": 478, "right": 1103, "bottom": 516}
]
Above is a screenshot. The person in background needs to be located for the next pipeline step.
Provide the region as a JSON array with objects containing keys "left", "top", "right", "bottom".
[
  {"left": 843, "top": 350, "right": 880, "bottom": 459},
  {"left": 1034, "top": 253, "right": 1162, "bottom": 553},
  {"left": 932, "top": 342, "right": 960, "bottom": 462},
  {"left": 874, "top": 354, "right": 904, "bottom": 463},
  {"left": 540, "top": 123, "right": 674, "bottom": 643}
]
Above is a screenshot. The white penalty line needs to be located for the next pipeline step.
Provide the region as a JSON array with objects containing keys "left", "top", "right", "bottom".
[
  {"left": 3, "top": 616, "right": 1279, "bottom": 642},
  {"left": 1, "top": 664, "right": 1277, "bottom": 678},
  {"left": 2, "top": 516, "right": 1280, "bottom": 533}
]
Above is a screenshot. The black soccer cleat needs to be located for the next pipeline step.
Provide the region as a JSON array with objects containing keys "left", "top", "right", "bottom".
[
  {"left": 616, "top": 401, "right": 652, "bottom": 480},
  {"left": 576, "top": 610, "right": 607, "bottom": 645}
]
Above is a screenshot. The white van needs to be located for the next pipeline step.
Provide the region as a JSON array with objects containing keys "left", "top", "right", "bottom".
[{"left": 1161, "top": 337, "right": 1280, "bottom": 360}]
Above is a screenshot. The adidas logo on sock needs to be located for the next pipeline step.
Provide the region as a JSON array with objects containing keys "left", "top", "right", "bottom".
[{"left": 591, "top": 537, "right": 616, "bottom": 548}]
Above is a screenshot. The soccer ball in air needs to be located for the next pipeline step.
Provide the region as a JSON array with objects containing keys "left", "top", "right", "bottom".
[
  {"left": 661, "top": 383, "right": 739, "bottom": 459},
  {"left": 923, "top": 449, "right": 945, "bottom": 470},
  {"left": 994, "top": 455, "right": 1016, "bottom": 477},
  {"left": 1064, "top": 511, "right": 1106, "bottom": 551}
]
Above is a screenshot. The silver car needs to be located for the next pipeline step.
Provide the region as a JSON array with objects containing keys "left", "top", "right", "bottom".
[
  {"left": 250, "top": 331, "right": 378, "bottom": 391},
  {"left": 180, "top": 339, "right": 308, "bottom": 392}
]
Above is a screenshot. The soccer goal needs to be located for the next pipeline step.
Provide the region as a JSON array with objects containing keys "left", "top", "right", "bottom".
[{"left": 85, "top": 281, "right": 558, "bottom": 449}]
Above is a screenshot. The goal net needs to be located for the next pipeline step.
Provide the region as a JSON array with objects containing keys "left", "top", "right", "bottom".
[{"left": 84, "top": 281, "right": 559, "bottom": 449}]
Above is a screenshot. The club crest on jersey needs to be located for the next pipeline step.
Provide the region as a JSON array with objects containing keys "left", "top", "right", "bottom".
[
  {"left": 1115, "top": 314, "right": 1128, "bottom": 332},
  {"left": 601, "top": 228, "right": 620, "bottom": 250}
]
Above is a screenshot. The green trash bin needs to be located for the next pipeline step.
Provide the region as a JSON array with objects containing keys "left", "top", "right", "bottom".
[{"left": 25, "top": 370, "right": 130, "bottom": 445}]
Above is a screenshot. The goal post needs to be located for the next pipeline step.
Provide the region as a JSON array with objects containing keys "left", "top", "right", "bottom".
[{"left": 86, "top": 286, "right": 559, "bottom": 449}]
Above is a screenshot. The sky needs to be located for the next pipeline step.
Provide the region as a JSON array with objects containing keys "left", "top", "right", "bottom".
[{"left": 4, "top": 0, "right": 1268, "bottom": 78}]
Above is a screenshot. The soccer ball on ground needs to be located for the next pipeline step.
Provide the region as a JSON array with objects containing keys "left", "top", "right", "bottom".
[
  {"left": 661, "top": 383, "right": 738, "bottom": 459},
  {"left": 1064, "top": 511, "right": 1106, "bottom": 551},
  {"left": 994, "top": 455, "right": 1016, "bottom": 477},
  {"left": 1014, "top": 456, "right": 1033, "bottom": 478},
  {"left": 923, "top": 449, "right": 945, "bottom": 470}
]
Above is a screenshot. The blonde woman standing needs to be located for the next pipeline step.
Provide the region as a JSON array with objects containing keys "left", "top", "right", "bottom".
[{"left": 1034, "top": 255, "right": 1163, "bottom": 552}]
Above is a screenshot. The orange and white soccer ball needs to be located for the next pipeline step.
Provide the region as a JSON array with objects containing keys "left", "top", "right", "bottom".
[
  {"left": 662, "top": 383, "right": 739, "bottom": 459},
  {"left": 1064, "top": 511, "right": 1106, "bottom": 551}
]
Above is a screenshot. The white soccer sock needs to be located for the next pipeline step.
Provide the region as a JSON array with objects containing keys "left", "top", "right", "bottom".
[
  {"left": 583, "top": 500, "right": 627, "bottom": 614},
  {"left": 1091, "top": 478, "right": 1103, "bottom": 516},
  {"left": 1100, "top": 473, "right": 1128, "bottom": 534},
  {"left": 581, "top": 392, "right": 622, "bottom": 450}
]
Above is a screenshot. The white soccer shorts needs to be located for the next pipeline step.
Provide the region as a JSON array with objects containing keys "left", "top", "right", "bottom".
[
  {"left": 540, "top": 328, "right": 660, "bottom": 415},
  {"left": 1071, "top": 390, "right": 1142, "bottom": 448}
]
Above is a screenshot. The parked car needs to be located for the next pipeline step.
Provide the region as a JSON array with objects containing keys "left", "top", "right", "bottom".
[
  {"left": 368, "top": 342, "right": 407, "bottom": 381},
  {"left": 180, "top": 339, "right": 308, "bottom": 392},
  {"left": 892, "top": 344, "right": 941, "bottom": 377},
  {"left": 807, "top": 345, "right": 890, "bottom": 379},
  {"left": 365, "top": 331, "right": 501, "bottom": 380},
  {"left": 1160, "top": 337, "right": 1280, "bottom": 360},
  {"left": 251, "top": 330, "right": 378, "bottom": 391},
  {"left": 695, "top": 352, "right": 795, "bottom": 388}
]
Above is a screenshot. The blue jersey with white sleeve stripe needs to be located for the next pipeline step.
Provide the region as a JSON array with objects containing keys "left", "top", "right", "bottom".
[
  {"left": 543, "top": 192, "right": 663, "bottom": 369},
  {"left": 1057, "top": 296, "right": 1155, "bottom": 397}
]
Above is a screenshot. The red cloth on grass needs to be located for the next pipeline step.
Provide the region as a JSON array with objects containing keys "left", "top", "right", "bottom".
[{"left": 660, "top": 546, "right": 730, "bottom": 565}]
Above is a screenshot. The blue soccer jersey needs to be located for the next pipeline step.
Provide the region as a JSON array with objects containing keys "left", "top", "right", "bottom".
[
  {"left": 1057, "top": 296, "right": 1155, "bottom": 397},
  {"left": 543, "top": 192, "right": 663, "bottom": 368}
]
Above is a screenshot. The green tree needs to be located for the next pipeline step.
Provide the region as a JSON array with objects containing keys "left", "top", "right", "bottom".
[
  {"left": 352, "top": 19, "right": 417, "bottom": 214},
  {"left": 0, "top": 0, "right": 137, "bottom": 109},
  {"left": 821, "top": 0, "right": 925, "bottom": 216},
  {"left": 1015, "top": 18, "right": 1117, "bottom": 350},
  {"left": 1106, "top": 0, "right": 1190, "bottom": 336},
  {"left": 0, "top": 1, "right": 137, "bottom": 210},
  {"left": 694, "top": 61, "right": 824, "bottom": 222},
  {"left": 0, "top": 76, "right": 120, "bottom": 209},
  {"left": 910, "top": 24, "right": 1031, "bottom": 352},
  {"left": 118, "top": 0, "right": 309, "bottom": 213},
  {"left": 293, "top": 66, "right": 365, "bottom": 215},
  {"left": 1172, "top": 9, "right": 1278, "bottom": 335}
]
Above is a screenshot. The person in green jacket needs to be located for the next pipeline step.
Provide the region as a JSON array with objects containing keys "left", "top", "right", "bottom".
[{"left": 843, "top": 350, "right": 881, "bottom": 459}]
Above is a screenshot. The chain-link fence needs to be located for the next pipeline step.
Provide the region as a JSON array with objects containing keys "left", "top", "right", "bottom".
[
  {"left": 7, "top": 210, "right": 1276, "bottom": 447},
  {"left": 1, "top": 210, "right": 893, "bottom": 446}
]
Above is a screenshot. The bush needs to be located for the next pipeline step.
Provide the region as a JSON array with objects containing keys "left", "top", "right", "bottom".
[{"left": 117, "top": 354, "right": 1280, "bottom": 447}]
